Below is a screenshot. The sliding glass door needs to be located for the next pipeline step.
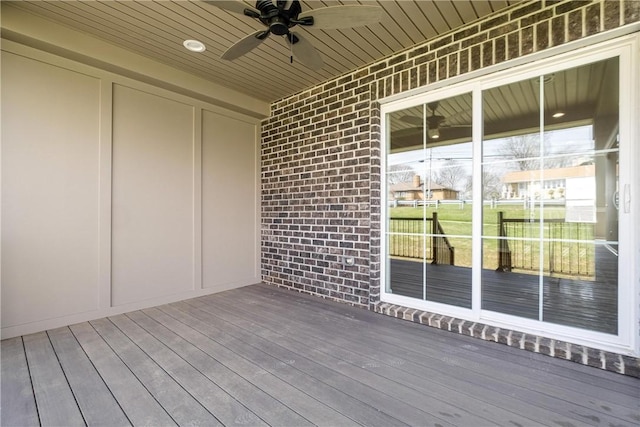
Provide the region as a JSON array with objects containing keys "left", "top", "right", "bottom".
[{"left": 382, "top": 38, "right": 636, "bottom": 350}]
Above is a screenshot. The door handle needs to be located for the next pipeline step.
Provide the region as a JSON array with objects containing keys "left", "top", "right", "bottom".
[{"left": 624, "top": 184, "right": 631, "bottom": 213}]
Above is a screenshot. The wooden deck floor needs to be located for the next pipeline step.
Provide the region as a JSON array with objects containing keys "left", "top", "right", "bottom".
[{"left": 2, "top": 284, "right": 638, "bottom": 426}]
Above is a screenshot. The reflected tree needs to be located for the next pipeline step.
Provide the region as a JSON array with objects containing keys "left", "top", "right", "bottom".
[
  {"left": 387, "top": 164, "right": 416, "bottom": 184},
  {"left": 434, "top": 160, "right": 466, "bottom": 190},
  {"left": 468, "top": 168, "right": 502, "bottom": 200},
  {"left": 500, "top": 133, "right": 574, "bottom": 171},
  {"left": 499, "top": 134, "right": 541, "bottom": 170}
]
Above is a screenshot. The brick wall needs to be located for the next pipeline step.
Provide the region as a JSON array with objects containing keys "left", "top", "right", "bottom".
[{"left": 260, "top": 0, "right": 640, "bottom": 309}]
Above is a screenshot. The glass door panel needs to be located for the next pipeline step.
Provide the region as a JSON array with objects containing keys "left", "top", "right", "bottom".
[
  {"left": 425, "top": 128, "right": 473, "bottom": 308},
  {"left": 540, "top": 59, "right": 619, "bottom": 334},
  {"left": 387, "top": 106, "right": 426, "bottom": 299},
  {"left": 481, "top": 78, "right": 542, "bottom": 317},
  {"left": 479, "top": 57, "right": 620, "bottom": 335},
  {"left": 386, "top": 93, "right": 473, "bottom": 308}
]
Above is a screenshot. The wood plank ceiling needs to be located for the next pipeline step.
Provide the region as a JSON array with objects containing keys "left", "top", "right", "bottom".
[{"left": 3, "top": 0, "right": 520, "bottom": 103}]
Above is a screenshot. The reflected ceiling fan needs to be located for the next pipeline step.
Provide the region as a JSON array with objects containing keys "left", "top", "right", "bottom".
[
  {"left": 207, "top": 0, "right": 383, "bottom": 69},
  {"left": 400, "top": 102, "right": 471, "bottom": 140}
]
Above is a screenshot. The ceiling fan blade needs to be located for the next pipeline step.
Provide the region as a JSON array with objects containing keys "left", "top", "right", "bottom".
[
  {"left": 204, "top": 1, "right": 258, "bottom": 16},
  {"left": 288, "top": 32, "right": 323, "bottom": 70},
  {"left": 299, "top": 5, "right": 383, "bottom": 30},
  {"left": 222, "top": 30, "right": 269, "bottom": 61},
  {"left": 399, "top": 116, "right": 423, "bottom": 126}
]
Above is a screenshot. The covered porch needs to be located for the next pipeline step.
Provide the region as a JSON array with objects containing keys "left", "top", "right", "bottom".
[{"left": 2, "top": 284, "right": 638, "bottom": 426}]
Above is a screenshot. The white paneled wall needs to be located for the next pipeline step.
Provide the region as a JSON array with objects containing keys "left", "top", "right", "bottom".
[
  {"left": 1, "top": 52, "right": 102, "bottom": 327},
  {"left": 111, "top": 85, "right": 196, "bottom": 306},
  {"left": 1, "top": 44, "right": 261, "bottom": 338},
  {"left": 202, "top": 110, "right": 259, "bottom": 290}
]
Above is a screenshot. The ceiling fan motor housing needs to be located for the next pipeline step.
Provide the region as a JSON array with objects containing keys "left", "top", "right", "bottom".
[
  {"left": 269, "top": 18, "right": 289, "bottom": 35},
  {"left": 255, "top": 0, "right": 302, "bottom": 36}
]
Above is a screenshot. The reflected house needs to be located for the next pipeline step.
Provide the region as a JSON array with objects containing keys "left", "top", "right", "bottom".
[
  {"left": 501, "top": 164, "right": 595, "bottom": 201},
  {"left": 389, "top": 175, "right": 459, "bottom": 201}
]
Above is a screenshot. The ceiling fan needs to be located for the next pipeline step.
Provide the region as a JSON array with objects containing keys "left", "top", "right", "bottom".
[
  {"left": 400, "top": 102, "right": 471, "bottom": 140},
  {"left": 207, "top": 1, "right": 383, "bottom": 69}
]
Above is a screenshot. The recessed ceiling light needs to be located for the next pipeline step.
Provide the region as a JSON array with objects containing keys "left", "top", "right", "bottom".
[
  {"left": 183, "top": 39, "right": 206, "bottom": 52},
  {"left": 552, "top": 112, "right": 565, "bottom": 118}
]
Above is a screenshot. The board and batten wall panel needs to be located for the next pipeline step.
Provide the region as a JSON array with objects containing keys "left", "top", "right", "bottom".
[
  {"left": 1, "top": 42, "right": 261, "bottom": 339},
  {"left": 1, "top": 51, "right": 101, "bottom": 327},
  {"left": 202, "top": 110, "right": 259, "bottom": 290},
  {"left": 111, "top": 85, "right": 196, "bottom": 306}
]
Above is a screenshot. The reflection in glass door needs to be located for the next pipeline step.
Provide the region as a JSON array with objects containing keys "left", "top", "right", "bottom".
[
  {"left": 481, "top": 57, "right": 619, "bottom": 334},
  {"left": 386, "top": 93, "right": 473, "bottom": 308}
]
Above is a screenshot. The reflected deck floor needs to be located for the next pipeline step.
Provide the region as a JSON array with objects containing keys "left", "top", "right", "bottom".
[{"left": 390, "top": 246, "right": 618, "bottom": 334}]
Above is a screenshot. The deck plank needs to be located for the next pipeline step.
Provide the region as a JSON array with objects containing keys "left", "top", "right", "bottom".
[
  {"left": 167, "top": 301, "right": 418, "bottom": 427},
  {"left": 181, "top": 296, "right": 540, "bottom": 426},
  {"left": 230, "top": 285, "right": 640, "bottom": 425},
  {"left": 146, "top": 305, "right": 360, "bottom": 427},
  {"left": 2, "top": 284, "right": 638, "bottom": 426},
  {"left": 1, "top": 337, "right": 40, "bottom": 427},
  {"left": 69, "top": 322, "right": 176, "bottom": 426},
  {"left": 89, "top": 317, "right": 218, "bottom": 426},
  {"left": 247, "top": 284, "right": 639, "bottom": 401},
  {"left": 127, "top": 309, "right": 313, "bottom": 427},
  {"left": 259, "top": 282, "right": 639, "bottom": 396},
  {"left": 108, "top": 313, "right": 267, "bottom": 427},
  {"left": 199, "top": 290, "right": 576, "bottom": 426},
  {"left": 47, "top": 326, "right": 131, "bottom": 427},
  {"left": 22, "top": 332, "right": 85, "bottom": 426}
]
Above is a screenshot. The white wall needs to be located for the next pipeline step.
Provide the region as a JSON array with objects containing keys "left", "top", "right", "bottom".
[
  {"left": 1, "top": 42, "right": 261, "bottom": 338},
  {"left": 202, "top": 110, "right": 260, "bottom": 290},
  {"left": 1, "top": 51, "right": 102, "bottom": 328},
  {"left": 111, "top": 85, "right": 197, "bottom": 306}
]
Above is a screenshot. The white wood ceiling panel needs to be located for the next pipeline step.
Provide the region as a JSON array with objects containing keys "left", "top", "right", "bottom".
[
  {"left": 40, "top": 0, "right": 301, "bottom": 99},
  {"left": 394, "top": 1, "right": 438, "bottom": 40},
  {"left": 413, "top": 1, "right": 453, "bottom": 35},
  {"left": 484, "top": 0, "right": 508, "bottom": 16},
  {"left": 376, "top": 1, "right": 424, "bottom": 46},
  {"left": 454, "top": 0, "right": 483, "bottom": 23},
  {"left": 432, "top": 1, "right": 465, "bottom": 30},
  {"left": 4, "top": 0, "right": 521, "bottom": 102}
]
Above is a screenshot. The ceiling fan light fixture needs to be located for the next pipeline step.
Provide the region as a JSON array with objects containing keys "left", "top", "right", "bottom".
[
  {"left": 552, "top": 112, "right": 565, "bottom": 118},
  {"left": 428, "top": 128, "right": 440, "bottom": 139},
  {"left": 183, "top": 39, "right": 206, "bottom": 52}
]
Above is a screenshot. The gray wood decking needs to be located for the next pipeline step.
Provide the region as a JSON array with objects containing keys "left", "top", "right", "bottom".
[{"left": 2, "top": 284, "right": 638, "bottom": 427}]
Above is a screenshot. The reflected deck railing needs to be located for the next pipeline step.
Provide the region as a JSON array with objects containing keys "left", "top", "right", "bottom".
[
  {"left": 389, "top": 213, "right": 455, "bottom": 265},
  {"left": 496, "top": 211, "right": 595, "bottom": 276}
]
